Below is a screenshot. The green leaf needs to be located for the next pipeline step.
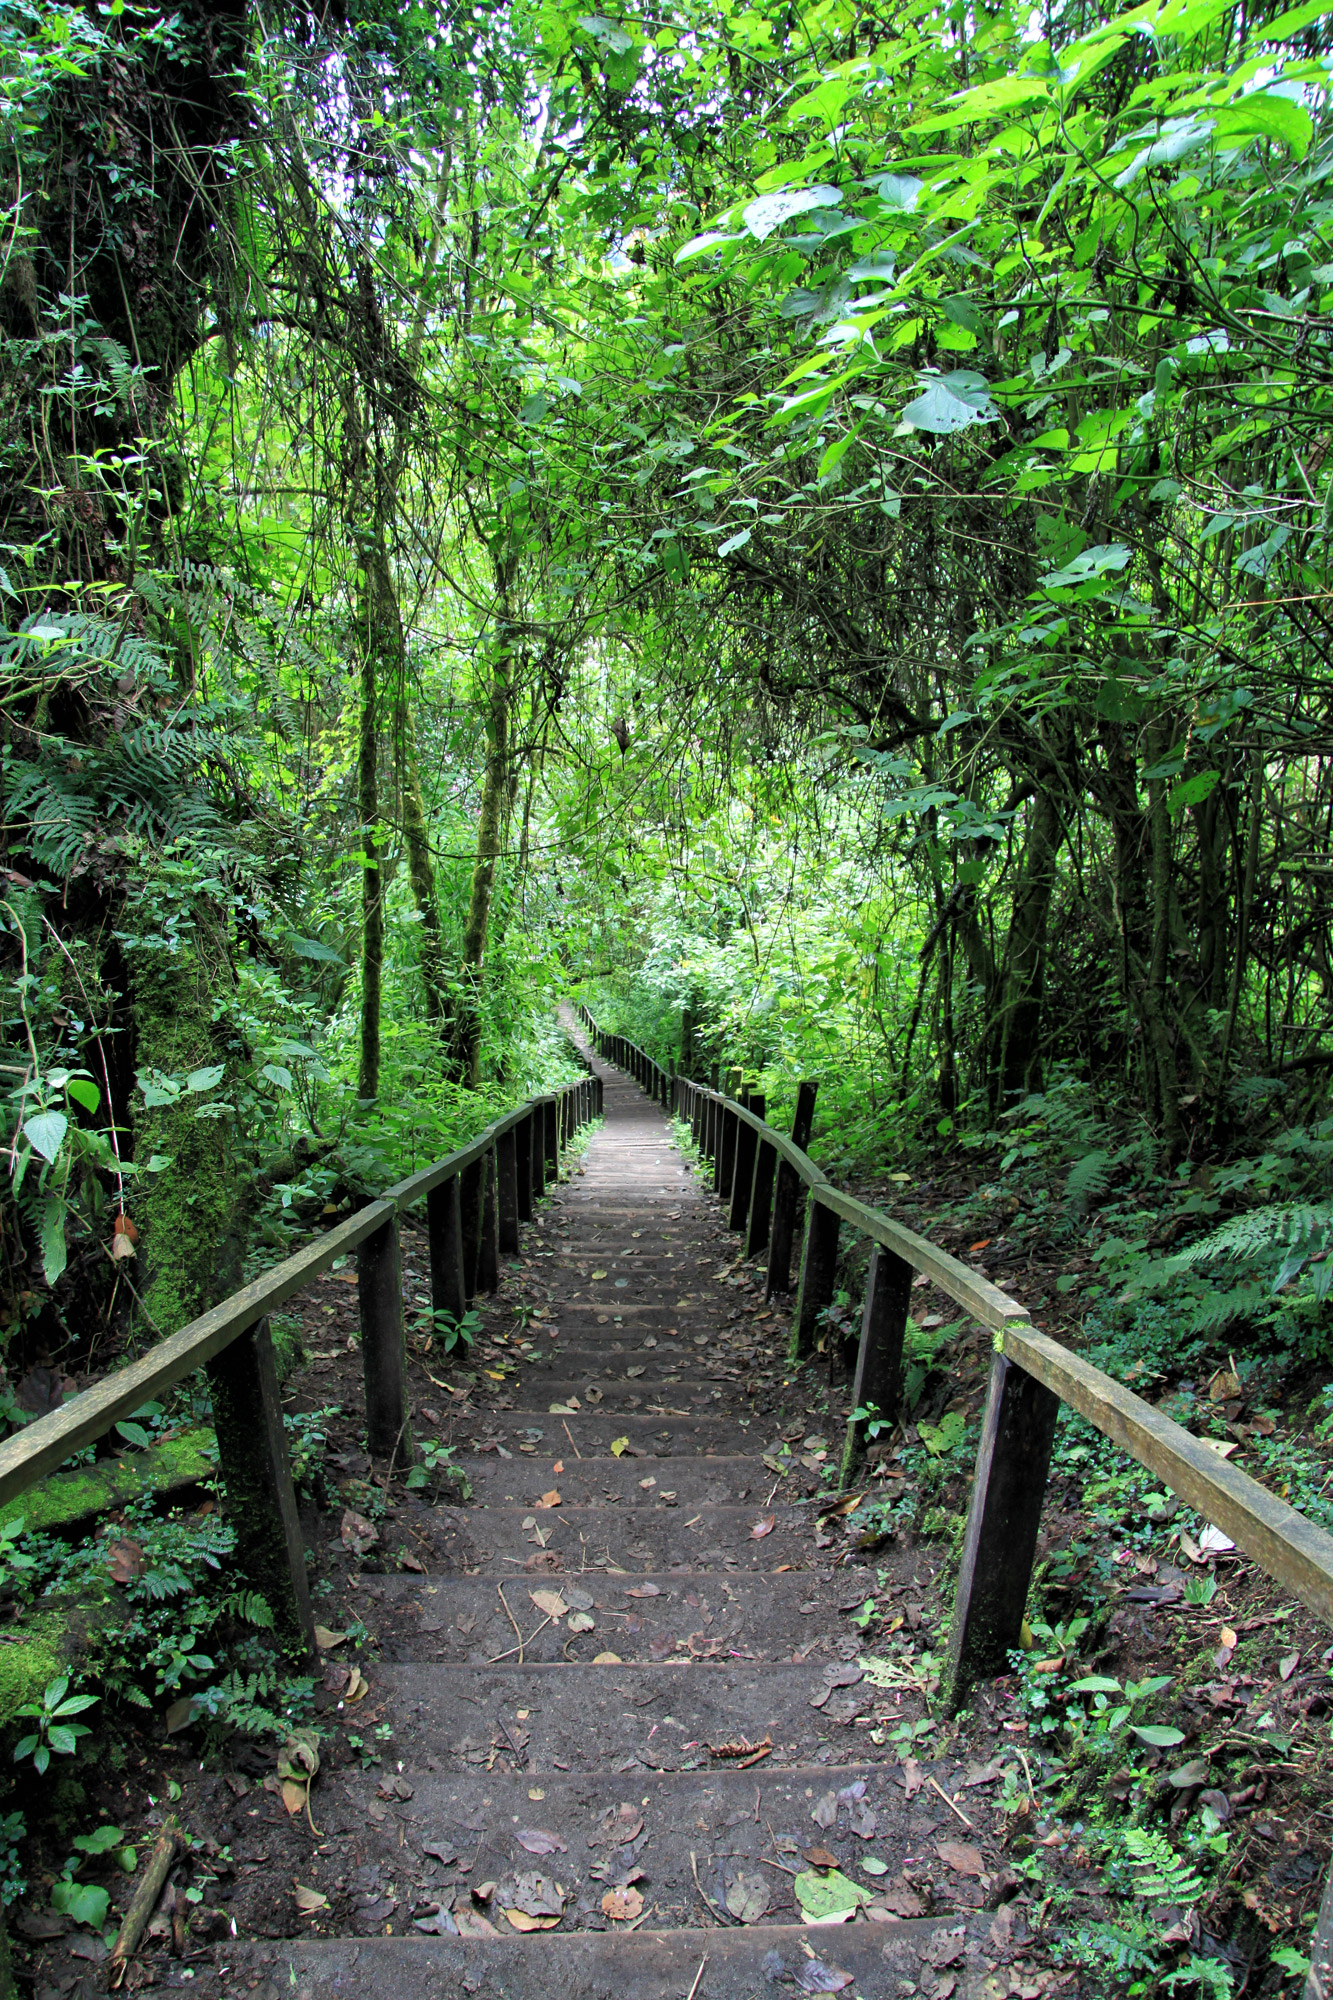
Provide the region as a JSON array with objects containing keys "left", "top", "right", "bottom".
[
  {"left": 23, "top": 1111, "right": 67, "bottom": 1164},
  {"left": 51, "top": 1880, "right": 109, "bottom": 1930},
  {"left": 116, "top": 1421, "right": 154, "bottom": 1448},
  {"left": 576, "top": 13, "right": 633, "bottom": 54},
  {"left": 718, "top": 528, "right": 751, "bottom": 557},
  {"left": 794, "top": 1868, "right": 869, "bottom": 1920},
  {"left": 870, "top": 174, "right": 923, "bottom": 212},
  {"left": 742, "top": 186, "right": 842, "bottom": 243},
  {"left": 901, "top": 372, "right": 997, "bottom": 435},
  {"left": 1130, "top": 1724, "right": 1186, "bottom": 1747},
  {"left": 1068, "top": 1675, "right": 1122, "bottom": 1694},
  {"left": 186, "top": 1065, "right": 225, "bottom": 1093},
  {"left": 261, "top": 1064, "right": 294, "bottom": 1091},
  {"left": 1167, "top": 770, "right": 1221, "bottom": 816},
  {"left": 39, "top": 1198, "right": 67, "bottom": 1288},
  {"left": 66, "top": 1078, "right": 100, "bottom": 1114},
  {"left": 287, "top": 935, "right": 344, "bottom": 965},
  {"left": 74, "top": 1826, "right": 125, "bottom": 1855}
]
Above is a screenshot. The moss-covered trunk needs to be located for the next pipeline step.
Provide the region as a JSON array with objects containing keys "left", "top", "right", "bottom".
[{"left": 451, "top": 561, "right": 517, "bottom": 1088}]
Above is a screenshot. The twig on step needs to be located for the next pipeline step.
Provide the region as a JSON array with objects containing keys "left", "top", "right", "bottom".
[
  {"left": 109, "top": 1819, "right": 179, "bottom": 1986},
  {"left": 928, "top": 1773, "right": 974, "bottom": 1828},
  {"left": 563, "top": 1419, "right": 582, "bottom": 1459},
  {"left": 685, "top": 1955, "right": 708, "bottom": 2000},
  {"left": 689, "top": 1850, "right": 732, "bottom": 1925}
]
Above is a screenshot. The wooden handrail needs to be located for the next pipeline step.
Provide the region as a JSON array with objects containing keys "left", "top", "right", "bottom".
[
  {"left": 582, "top": 1004, "right": 1333, "bottom": 1714},
  {"left": 0, "top": 1068, "right": 602, "bottom": 1656}
]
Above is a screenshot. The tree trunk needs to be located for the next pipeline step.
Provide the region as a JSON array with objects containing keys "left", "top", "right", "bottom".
[
  {"left": 357, "top": 626, "right": 383, "bottom": 1104},
  {"left": 452, "top": 562, "right": 517, "bottom": 1087},
  {"left": 997, "top": 785, "right": 1062, "bottom": 1102}
]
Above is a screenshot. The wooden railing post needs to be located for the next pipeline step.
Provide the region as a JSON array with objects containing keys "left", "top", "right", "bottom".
[
  {"left": 716, "top": 1101, "right": 736, "bottom": 1198},
  {"left": 766, "top": 1080, "right": 819, "bottom": 1297},
  {"left": 745, "top": 1133, "right": 777, "bottom": 1260},
  {"left": 207, "top": 1318, "right": 315, "bottom": 1655},
  {"left": 944, "top": 1353, "right": 1061, "bottom": 1711},
  {"left": 515, "top": 1114, "right": 534, "bottom": 1222},
  {"left": 544, "top": 1097, "right": 558, "bottom": 1175},
  {"left": 531, "top": 1109, "right": 546, "bottom": 1204},
  {"left": 358, "top": 1212, "right": 412, "bottom": 1463},
  {"left": 840, "top": 1243, "right": 912, "bottom": 1485},
  {"left": 497, "top": 1127, "right": 520, "bottom": 1254},
  {"left": 426, "top": 1173, "right": 466, "bottom": 1323},
  {"left": 479, "top": 1146, "right": 500, "bottom": 1291},
  {"left": 791, "top": 1194, "right": 840, "bottom": 1360},
  {"left": 728, "top": 1093, "right": 762, "bottom": 1230},
  {"left": 460, "top": 1156, "right": 483, "bottom": 1298}
]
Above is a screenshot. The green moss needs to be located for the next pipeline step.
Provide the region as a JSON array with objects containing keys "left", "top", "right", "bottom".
[
  {"left": 0, "top": 1429, "right": 216, "bottom": 1537},
  {"left": 0, "top": 1607, "right": 67, "bottom": 1732},
  {"left": 126, "top": 905, "right": 252, "bottom": 1335}
]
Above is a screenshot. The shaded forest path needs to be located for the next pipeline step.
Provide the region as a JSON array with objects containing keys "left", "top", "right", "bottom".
[{"left": 219, "top": 1034, "right": 1045, "bottom": 2000}]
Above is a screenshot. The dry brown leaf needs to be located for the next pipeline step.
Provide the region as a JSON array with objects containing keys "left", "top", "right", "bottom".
[
  {"left": 341, "top": 1509, "right": 379, "bottom": 1556},
  {"left": 804, "top": 1845, "right": 839, "bottom": 1870},
  {"left": 530, "top": 1588, "right": 568, "bottom": 1622},
  {"left": 901, "top": 1757, "right": 923, "bottom": 1798},
  {"left": 106, "top": 1537, "right": 144, "bottom": 1585},
  {"left": 313, "top": 1626, "right": 348, "bottom": 1652},
  {"left": 280, "top": 1780, "right": 308, "bottom": 1816},
  {"left": 504, "top": 1908, "right": 559, "bottom": 1931},
  {"left": 536, "top": 1490, "right": 562, "bottom": 1510},
  {"left": 750, "top": 1514, "right": 776, "bottom": 1540},
  {"left": 293, "top": 1885, "right": 327, "bottom": 1914},
  {"left": 601, "top": 1885, "right": 644, "bottom": 1922},
  {"left": 515, "top": 1829, "right": 567, "bottom": 1856},
  {"left": 345, "top": 1666, "right": 369, "bottom": 1701},
  {"left": 708, "top": 1735, "right": 772, "bottom": 1761},
  {"left": 935, "top": 1840, "right": 985, "bottom": 1879},
  {"left": 592, "top": 1651, "right": 623, "bottom": 1664},
  {"left": 1279, "top": 1650, "right": 1301, "bottom": 1681}
]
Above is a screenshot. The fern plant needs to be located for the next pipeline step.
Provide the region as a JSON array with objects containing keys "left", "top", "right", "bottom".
[{"left": 1122, "top": 1826, "right": 1205, "bottom": 1906}]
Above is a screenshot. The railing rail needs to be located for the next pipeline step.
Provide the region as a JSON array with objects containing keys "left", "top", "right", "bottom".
[
  {"left": 580, "top": 1006, "right": 1333, "bottom": 1716},
  {"left": 0, "top": 1068, "right": 602, "bottom": 1655}
]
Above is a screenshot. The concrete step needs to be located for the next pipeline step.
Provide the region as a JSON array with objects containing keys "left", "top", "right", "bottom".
[
  {"left": 356, "top": 1566, "right": 867, "bottom": 1664},
  {"left": 435, "top": 1411, "right": 761, "bottom": 1457},
  {"left": 364, "top": 1662, "right": 898, "bottom": 1771},
  {"left": 225, "top": 1917, "right": 983, "bottom": 2000},
  {"left": 439, "top": 1502, "right": 818, "bottom": 1571},
  {"left": 457, "top": 1456, "right": 782, "bottom": 1508}
]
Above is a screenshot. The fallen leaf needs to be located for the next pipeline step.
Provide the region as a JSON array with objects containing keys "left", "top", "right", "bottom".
[
  {"left": 345, "top": 1666, "right": 368, "bottom": 1701},
  {"left": 1198, "top": 1524, "right": 1236, "bottom": 1556},
  {"left": 421, "top": 1841, "right": 458, "bottom": 1865},
  {"left": 529, "top": 1588, "right": 568, "bottom": 1622},
  {"left": 610, "top": 1437, "right": 630, "bottom": 1457},
  {"left": 709, "top": 1736, "right": 771, "bottom": 1762},
  {"left": 592, "top": 1270, "right": 608, "bottom": 1280},
  {"left": 794, "top": 1868, "right": 869, "bottom": 1923},
  {"left": 1167, "top": 1758, "right": 1210, "bottom": 1790},
  {"left": 1279, "top": 1650, "right": 1301, "bottom": 1682},
  {"left": 1199, "top": 1437, "right": 1238, "bottom": 1458},
  {"left": 505, "top": 1872, "right": 565, "bottom": 1922},
  {"left": 313, "top": 1626, "right": 348, "bottom": 1652},
  {"left": 341, "top": 1510, "right": 379, "bottom": 1556},
  {"left": 804, "top": 1846, "right": 839, "bottom": 1870},
  {"left": 875, "top": 1881, "right": 925, "bottom": 1919},
  {"left": 515, "top": 1830, "right": 567, "bottom": 1856},
  {"left": 455, "top": 1910, "right": 499, "bottom": 1938},
  {"left": 567, "top": 1611, "right": 596, "bottom": 1634},
  {"left": 293, "top": 1886, "right": 328, "bottom": 1914},
  {"left": 504, "top": 1907, "right": 559, "bottom": 1931},
  {"left": 626, "top": 1366, "right": 647, "bottom": 1379},
  {"left": 1220, "top": 1625, "right": 1238, "bottom": 1650},
  {"left": 811, "top": 1789, "right": 838, "bottom": 1830},
  {"left": 280, "top": 1780, "right": 307, "bottom": 1815},
  {"left": 536, "top": 1490, "right": 562, "bottom": 1509},
  {"left": 414, "top": 1906, "right": 459, "bottom": 1935},
  {"left": 901, "top": 1757, "right": 923, "bottom": 1799},
  {"left": 935, "top": 1840, "right": 985, "bottom": 1878},
  {"left": 849, "top": 1805, "right": 877, "bottom": 1840},
  {"left": 106, "top": 1537, "right": 144, "bottom": 1585},
  {"left": 627, "top": 1582, "right": 662, "bottom": 1598},
  {"left": 601, "top": 1885, "right": 644, "bottom": 1922},
  {"left": 725, "top": 1870, "right": 770, "bottom": 1924},
  {"left": 109, "top": 1230, "right": 137, "bottom": 1261},
  {"left": 593, "top": 1651, "right": 623, "bottom": 1664},
  {"left": 750, "top": 1515, "right": 776, "bottom": 1540},
  {"left": 399, "top": 1551, "right": 426, "bottom": 1573},
  {"left": 798, "top": 1961, "right": 854, "bottom": 1993},
  {"left": 1207, "top": 1365, "right": 1242, "bottom": 1402},
  {"left": 926, "top": 1926, "right": 967, "bottom": 1968},
  {"left": 113, "top": 1212, "right": 139, "bottom": 1244},
  {"left": 590, "top": 1804, "right": 644, "bottom": 1847}
]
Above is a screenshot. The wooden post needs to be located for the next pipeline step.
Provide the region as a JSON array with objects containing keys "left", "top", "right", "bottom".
[
  {"left": 745, "top": 1136, "right": 777, "bottom": 1260},
  {"left": 840, "top": 1243, "right": 912, "bottom": 1485},
  {"left": 207, "top": 1319, "right": 315, "bottom": 1655},
  {"left": 791, "top": 1195, "right": 840, "bottom": 1360},
  {"left": 515, "top": 1113, "right": 534, "bottom": 1222},
  {"left": 426, "top": 1173, "right": 466, "bottom": 1323},
  {"left": 497, "top": 1127, "right": 520, "bottom": 1254},
  {"left": 358, "top": 1212, "right": 412, "bottom": 1463},
  {"left": 766, "top": 1080, "right": 819, "bottom": 1298},
  {"left": 944, "top": 1353, "right": 1061, "bottom": 1711},
  {"left": 729, "top": 1094, "right": 762, "bottom": 1230},
  {"left": 716, "top": 1103, "right": 736, "bottom": 1198},
  {"left": 479, "top": 1147, "right": 500, "bottom": 1292},
  {"left": 544, "top": 1097, "right": 558, "bottom": 1173},
  {"left": 531, "top": 1108, "right": 546, "bottom": 1204},
  {"left": 460, "top": 1156, "right": 483, "bottom": 1298}
]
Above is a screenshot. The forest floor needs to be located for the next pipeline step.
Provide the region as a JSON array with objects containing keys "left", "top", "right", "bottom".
[{"left": 9, "top": 1066, "right": 1330, "bottom": 1998}]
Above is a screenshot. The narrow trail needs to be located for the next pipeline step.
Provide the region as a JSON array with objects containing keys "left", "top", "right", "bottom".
[{"left": 220, "top": 1036, "right": 1032, "bottom": 2000}]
